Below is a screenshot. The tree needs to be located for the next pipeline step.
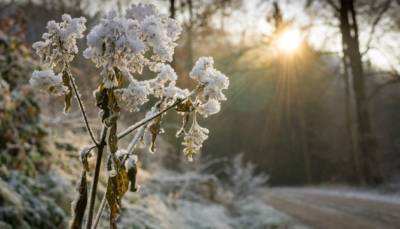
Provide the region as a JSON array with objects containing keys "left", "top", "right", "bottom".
[
  {"left": 306, "top": 0, "right": 400, "bottom": 185},
  {"left": 331, "top": 0, "right": 385, "bottom": 185}
]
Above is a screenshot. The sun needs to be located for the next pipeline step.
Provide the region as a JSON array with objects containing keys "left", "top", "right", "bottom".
[{"left": 276, "top": 27, "right": 302, "bottom": 54}]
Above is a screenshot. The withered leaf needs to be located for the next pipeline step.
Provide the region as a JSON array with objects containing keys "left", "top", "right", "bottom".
[
  {"left": 125, "top": 156, "right": 138, "bottom": 192},
  {"left": 79, "top": 147, "right": 92, "bottom": 172},
  {"left": 94, "top": 85, "right": 110, "bottom": 121},
  {"left": 106, "top": 159, "right": 129, "bottom": 229},
  {"left": 149, "top": 116, "right": 162, "bottom": 153},
  {"left": 69, "top": 171, "right": 88, "bottom": 229},
  {"left": 176, "top": 112, "right": 190, "bottom": 137},
  {"left": 175, "top": 99, "right": 193, "bottom": 113},
  {"left": 62, "top": 70, "right": 73, "bottom": 113}
]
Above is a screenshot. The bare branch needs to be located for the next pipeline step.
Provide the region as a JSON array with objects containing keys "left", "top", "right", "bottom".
[
  {"left": 361, "top": 0, "right": 392, "bottom": 56},
  {"left": 326, "top": 0, "right": 340, "bottom": 12},
  {"left": 368, "top": 72, "right": 400, "bottom": 101}
]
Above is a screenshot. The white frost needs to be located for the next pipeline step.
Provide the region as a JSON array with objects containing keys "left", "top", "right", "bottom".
[
  {"left": 115, "top": 79, "right": 152, "bottom": 112},
  {"left": 29, "top": 70, "right": 68, "bottom": 95},
  {"left": 190, "top": 57, "right": 229, "bottom": 101},
  {"left": 182, "top": 116, "right": 209, "bottom": 162},
  {"left": 32, "top": 14, "right": 86, "bottom": 67},
  {"left": 198, "top": 98, "right": 221, "bottom": 117}
]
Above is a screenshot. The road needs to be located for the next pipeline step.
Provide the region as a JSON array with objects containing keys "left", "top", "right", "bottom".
[{"left": 262, "top": 188, "right": 400, "bottom": 229}]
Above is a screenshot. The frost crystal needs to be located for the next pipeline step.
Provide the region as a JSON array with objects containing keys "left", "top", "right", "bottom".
[
  {"left": 126, "top": 4, "right": 181, "bottom": 62},
  {"left": 154, "top": 64, "right": 177, "bottom": 82},
  {"left": 29, "top": 70, "right": 68, "bottom": 95},
  {"left": 164, "top": 82, "right": 190, "bottom": 100},
  {"left": 140, "top": 15, "right": 180, "bottom": 62},
  {"left": 124, "top": 154, "right": 138, "bottom": 170},
  {"left": 32, "top": 14, "right": 86, "bottom": 67},
  {"left": 190, "top": 57, "right": 229, "bottom": 101},
  {"left": 115, "top": 79, "right": 151, "bottom": 111},
  {"left": 83, "top": 11, "right": 147, "bottom": 88},
  {"left": 84, "top": 5, "right": 182, "bottom": 88},
  {"left": 125, "top": 3, "right": 158, "bottom": 22},
  {"left": 198, "top": 99, "right": 221, "bottom": 117},
  {"left": 148, "top": 64, "right": 186, "bottom": 99},
  {"left": 182, "top": 116, "right": 209, "bottom": 162}
]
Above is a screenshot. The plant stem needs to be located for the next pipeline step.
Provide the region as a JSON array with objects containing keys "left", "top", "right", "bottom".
[
  {"left": 66, "top": 69, "right": 99, "bottom": 146},
  {"left": 118, "top": 97, "right": 188, "bottom": 139},
  {"left": 91, "top": 125, "right": 146, "bottom": 229},
  {"left": 90, "top": 90, "right": 198, "bottom": 228},
  {"left": 126, "top": 125, "right": 147, "bottom": 154},
  {"left": 92, "top": 192, "right": 107, "bottom": 229},
  {"left": 86, "top": 125, "right": 108, "bottom": 229},
  {"left": 85, "top": 93, "right": 194, "bottom": 152}
]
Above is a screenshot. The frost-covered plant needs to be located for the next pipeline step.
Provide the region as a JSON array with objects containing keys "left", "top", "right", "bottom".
[
  {"left": 30, "top": 70, "right": 69, "bottom": 95},
  {"left": 225, "top": 154, "right": 269, "bottom": 198},
  {"left": 30, "top": 3, "right": 228, "bottom": 229}
]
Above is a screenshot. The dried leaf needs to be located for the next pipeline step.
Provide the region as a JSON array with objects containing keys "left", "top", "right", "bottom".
[
  {"left": 176, "top": 113, "right": 190, "bottom": 137},
  {"left": 62, "top": 71, "right": 73, "bottom": 113},
  {"left": 148, "top": 116, "right": 162, "bottom": 153},
  {"left": 175, "top": 99, "right": 193, "bottom": 113},
  {"left": 94, "top": 84, "right": 110, "bottom": 121},
  {"left": 79, "top": 147, "right": 92, "bottom": 172},
  {"left": 69, "top": 171, "right": 88, "bottom": 229},
  {"left": 106, "top": 159, "right": 129, "bottom": 229},
  {"left": 125, "top": 155, "right": 138, "bottom": 192}
]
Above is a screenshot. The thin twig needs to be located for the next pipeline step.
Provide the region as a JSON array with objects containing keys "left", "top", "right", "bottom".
[
  {"left": 86, "top": 125, "right": 108, "bottom": 229},
  {"left": 127, "top": 125, "right": 147, "bottom": 154},
  {"left": 66, "top": 68, "right": 99, "bottom": 146},
  {"left": 367, "top": 73, "right": 400, "bottom": 101},
  {"left": 118, "top": 97, "right": 188, "bottom": 139},
  {"left": 92, "top": 192, "right": 107, "bottom": 229},
  {"left": 85, "top": 90, "right": 197, "bottom": 152}
]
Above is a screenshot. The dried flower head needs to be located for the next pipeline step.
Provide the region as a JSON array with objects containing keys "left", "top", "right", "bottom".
[
  {"left": 190, "top": 57, "right": 229, "bottom": 101},
  {"left": 114, "top": 79, "right": 152, "bottom": 112},
  {"left": 197, "top": 98, "right": 221, "bottom": 117},
  {"left": 32, "top": 14, "right": 86, "bottom": 68},
  {"left": 29, "top": 70, "right": 68, "bottom": 95},
  {"left": 182, "top": 116, "right": 209, "bottom": 162},
  {"left": 84, "top": 5, "right": 182, "bottom": 88}
]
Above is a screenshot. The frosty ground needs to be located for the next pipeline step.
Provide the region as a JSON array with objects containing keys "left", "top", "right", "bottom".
[
  {"left": 0, "top": 126, "right": 305, "bottom": 229},
  {"left": 3, "top": 119, "right": 400, "bottom": 228}
]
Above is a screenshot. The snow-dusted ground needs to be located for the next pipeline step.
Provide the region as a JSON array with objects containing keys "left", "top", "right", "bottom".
[
  {"left": 263, "top": 187, "right": 400, "bottom": 229},
  {"left": 1, "top": 128, "right": 308, "bottom": 229},
  {"left": 99, "top": 169, "right": 308, "bottom": 229},
  {"left": 303, "top": 186, "right": 400, "bottom": 204}
]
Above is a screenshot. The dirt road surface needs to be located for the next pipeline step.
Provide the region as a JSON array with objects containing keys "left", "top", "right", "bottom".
[{"left": 262, "top": 188, "right": 400, "bottom": 229}]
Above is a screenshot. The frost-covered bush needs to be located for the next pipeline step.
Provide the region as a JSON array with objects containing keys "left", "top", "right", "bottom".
[
  {"left": 30, "top": 3, "right": 229, "bottom": 229},
  {"left": 225, "top": 154, "right": 269, "bottom": 198},
  {"left": 0, "top": 32, "right": 48, "bottom": 176}
]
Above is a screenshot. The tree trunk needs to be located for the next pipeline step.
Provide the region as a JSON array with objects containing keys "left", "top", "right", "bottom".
[
  {"left": 339, "top": 0, "right": 382, "bottom": 185},
  {"left": 169, "top": 0, "right": 175, "bottom": 19},
  {"left": 341, "top": 38, "right": 361, "bottom": 183}
]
